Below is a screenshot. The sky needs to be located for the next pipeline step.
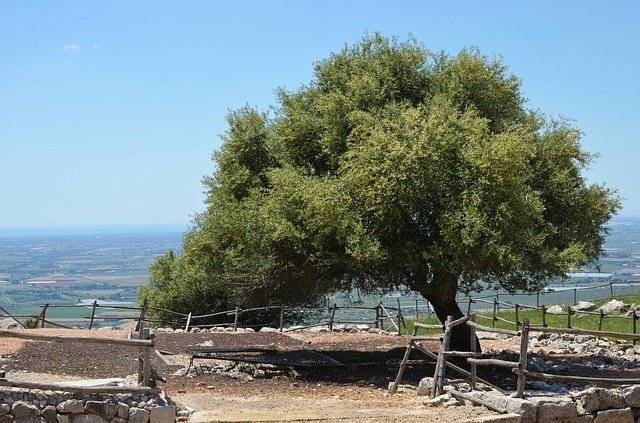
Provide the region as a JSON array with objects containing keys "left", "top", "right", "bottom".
[{"left": 1, "top": 1, "right": 638, "bottom": 229}]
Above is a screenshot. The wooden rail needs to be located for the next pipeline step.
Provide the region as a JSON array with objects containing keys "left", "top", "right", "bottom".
[{"left": 0, "top": 329, "right": 156, "bottom": 389}]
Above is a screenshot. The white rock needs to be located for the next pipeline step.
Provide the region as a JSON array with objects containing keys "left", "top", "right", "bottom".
[
  {"left": 574, "top": 301, "right": 596, "bottom": 311},
  {"left": 547, "top": 305, "right": 564, "bottom": 314},
  {"left": 598, "top": 299, "right": 627, "bottom": 314}
]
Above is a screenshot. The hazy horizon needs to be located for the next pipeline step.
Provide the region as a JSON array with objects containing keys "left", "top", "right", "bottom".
[{"left": 0, "top": 223, "right": 189, "bottom": 238}]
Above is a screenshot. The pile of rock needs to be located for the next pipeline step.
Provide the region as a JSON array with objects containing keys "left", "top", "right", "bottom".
[
  {"left": 0, "top": 389, "right": 176, "bottom": 423},
  {"left": 186, "top": 359, "right": 296, "bottom": 381},
  {"left": 155, "top": 324, "right": 387, "bottom": 334},
  {"left": 454, "top": 385, "right": 640, "bottom": 423}
]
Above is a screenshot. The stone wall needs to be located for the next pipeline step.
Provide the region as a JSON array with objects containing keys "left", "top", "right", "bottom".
[
  {"left": 0, "top": 389, "right": 175, "bottom": 423},
  {"left": 465, "top": 385, "right": 640, "bottom": 423}
]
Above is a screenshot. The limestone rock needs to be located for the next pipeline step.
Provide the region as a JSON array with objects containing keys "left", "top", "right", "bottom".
[
  {"left": 623, "top": 385, "right": 640, "bottom": 407},
  {"left": 83, "top": 401, "right": 117, "bottom": 421},
  {"left": 12, "top": 402, "right": 40, "bottom": 420},
  {"left": 149, "top": 406, "right": 175, "bottom": 423},
  {"left": 128, "top": 408, "right": 149, "bottom": 423},
  {"left": 417, "top": 377, "right": 435, "bottom": 396},
  {"left": 69, "top": 415, "right": 108, "bottom": 423},
  {"left": 577, "top": 387, "right": 626, "bottom": 412},
  {"left": 41, "top": 406, "right": 57, "bottom": 423},
  {"left": 547, "top": 305, "right": 564, "bottom": 314},
  {"left": 598, "top": 299, "right": 627, "bottom": 313},
  {"left": 0, "top": 415, "right": 12, "bottom": 423},
  {"left": 116, "top": 403, "right": 129, "bottom": 419},
  {"left": 593, "top": 407, "right": 633, "bottom": 423},
  {"left": 0, "top": 404, "right": 10, "bottom": 416},
  {"left": 574, "top": 301, "right": 596, "bottom": 311},
  {"left": 56, "top": 415, "right": 69, "bottom": 423},
  {"left": 57, "top": 400, "right": 84, "bottom": 415},
  {"left": 423, "top": 394, "right": 450, "bottom": 407},
  {"left": 529, "top": 395, "right": 577, "bottom": 420},
  {"left": 12, "top": 418, "right": 45, "bottom": 423}
]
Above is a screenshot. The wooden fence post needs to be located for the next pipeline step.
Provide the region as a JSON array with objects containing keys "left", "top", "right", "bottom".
[
  {"left": 374, "top": 304, "right": 379, "bottom": 329},
  {"left": 598, "top": 309, "right": 604, "bottom": 338},
  {"left": 279, "top": 305, "right": 285, "bottom": 332},
  {"left": 467, "top": 298, "right": 473, "bottom": 316},
  {"left": 536, "top": 292, "right": 540, "bottom": 307},
  {"left": 634, "top": 310, "right": 638, "bottom": 346},
  {"left": 573, "top": 289, "right": 577, "bottom": 305},
  {"left": 432, "top": 315, "right": 453, "bottom": 398},
  {"left": 184, "top": 312, "right": 192, "bottom": 332},
  {"left": 40, "top": 303, "right": 49, "bottom": 328},
  {"left": 142, "top": 328, "right": 151, "bottom": 386},
  {"left": 233, "top": 307, "right": 239, "bottom": 331},
  {"left": 415, "top": 299, "right": 419, "bottom": 320},
  {"left": 469, "top": 313, "right": 477, "bottom": 390},
  {"left": 492, "top": 298, "right": 497, "bottom": 328},
  {"left": 567, "top": 307, "right": 572, "bottom": 329},
  {"left": 137, "top": 317, "right": 145, "bottom": 384},
  {"left": 88, "top": 301, "right": 98, "bottom": 330},
  {"left": 541, "top": 305, "right": 547, "bottom": 328},
  {"left": 610, "top": 282, "right": 614, "bottom": 299},
  {"left": 396, "top": 298, "right": 402, "bottom": 336},
  {"left": 329, "top": 304, "right": 337, "bottom": 331},
  {"left": 514, "top": 304, "right": 520, "bottom": 331},
  {"left": 516, "top": 318, "right": 530, "bottom": 398},
  {"left": 135, "top": 299, "right": 148, "bottom": 332}
]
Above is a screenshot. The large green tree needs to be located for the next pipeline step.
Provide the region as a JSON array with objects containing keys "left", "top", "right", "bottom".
[{"left": 142, "top": 34, "right": 620, "bottom": 350}]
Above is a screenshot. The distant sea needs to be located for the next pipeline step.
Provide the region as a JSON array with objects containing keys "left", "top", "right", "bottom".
[{"left": 0, "top": 224, "right": 188, "bottom": 238}]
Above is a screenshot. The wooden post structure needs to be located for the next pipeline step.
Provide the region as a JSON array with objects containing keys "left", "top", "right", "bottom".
[
  {"left": 536, "top": 292, "right": 540, "bottom": 307},
  {"left": 329, "top": 304, "right": 337, "bottom": 331},
  {"left": 516, "top": 317, "right": 530, "bottom": 398},
  {"left": 567, "top": 307, "right": 572, "bottom": 329},
  {"left": 137, "top": 317, "right": 145, "bottom": 384},
  {"left": 432, "top": 315, "right": 453, "bottom": 398},
  {"left": 598, "top": 309, "right": 604, "bottom": 338},
  {"left": 184, "top": 312, "right": 192, "bottom": 332},
  {"left": 415, "top": 299, "right": 419, "bottom": 320},
  {"left": 374, "top": 304, "right": 379, "bottom": 329},
  {"left": 514, "top": 304, "right": 520, "bottom": 331},
  {"left": 541, "top": 305, "right": 547, "bottom": 327},
  {"left": 396, "top": 298, "right": 402, "bottom": 336},
  {"left": 233, "top": 307, "right": 239, "bottom": 331},
  {"left": 467, "top": 297, "right": 473, "bottom": 315},
  {"left": 610, "top": 282, "right": 614, "bottom": 299},
  {"left": 0, "top": 305, "right": 26, "bottom": 329},
  {"left": 88, "top": 301, "right": 98, "bottom": 330},
  {"left": 469, "top": 314, "right": 477, "bottom": 390},
  {"left": 492, "top": 297, "right": 498, "bottom": 328},
  {"left": 634, "top": 310, "right": 638, "bottom": 346},
  {"left": 40, "top": 303, "right": 49, "bottom": 328},
  {"left": 573, "top": 289, "right": 577, "bottom": 305},
  {"left": 142, "top": 328, "right": 151, "bottom": 386},
  {"left": 279, "top": 305, "right": 285, "bottom": 332},
  {"left": 135, "top": 299, "right": 148, "bottom": 332}
]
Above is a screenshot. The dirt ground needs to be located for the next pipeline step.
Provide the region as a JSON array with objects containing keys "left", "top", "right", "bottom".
[{"left": 0, "top": 328, "right": 514, "bottom": 422}]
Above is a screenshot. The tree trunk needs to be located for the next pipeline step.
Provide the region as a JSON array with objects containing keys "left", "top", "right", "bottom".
[{"left": 415, "top": 273, "right": 480, "bottom": 353}]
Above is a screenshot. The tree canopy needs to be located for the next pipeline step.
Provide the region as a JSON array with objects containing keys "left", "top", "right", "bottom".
[{"left": 141, "top": 34, "right": 620, "bottom": 346}]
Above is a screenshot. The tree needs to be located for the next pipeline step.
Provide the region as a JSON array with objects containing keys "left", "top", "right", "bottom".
[{"left": 142, "top": 33, "right": 620, "bottom": 350}]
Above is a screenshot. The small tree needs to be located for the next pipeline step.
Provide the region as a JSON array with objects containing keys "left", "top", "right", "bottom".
[{"left": 143, "top": 33, "right": 620, "bottom": 350}]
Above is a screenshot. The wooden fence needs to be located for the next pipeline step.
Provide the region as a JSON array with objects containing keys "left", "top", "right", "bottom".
[
  {"left": 392, "top": 312, "right": 640, "bottom": 400},
  {"left": 1, "top": 281, "right": 637, "bottom": 335},
  {"left": 0, "top": 328, "right": 158, "bottom": 394}
]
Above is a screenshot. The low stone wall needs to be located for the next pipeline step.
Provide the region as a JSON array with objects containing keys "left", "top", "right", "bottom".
[
  {"left": 465, "top": 385, "right": 640, "bottom": 423},
  {"left": 0, "top": 389, "right": 175, "bottom": 423}
]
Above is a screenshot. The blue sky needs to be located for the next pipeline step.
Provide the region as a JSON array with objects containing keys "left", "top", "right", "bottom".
[{"left": 1, "top": 1, "right": 638, "bottom": 228}]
